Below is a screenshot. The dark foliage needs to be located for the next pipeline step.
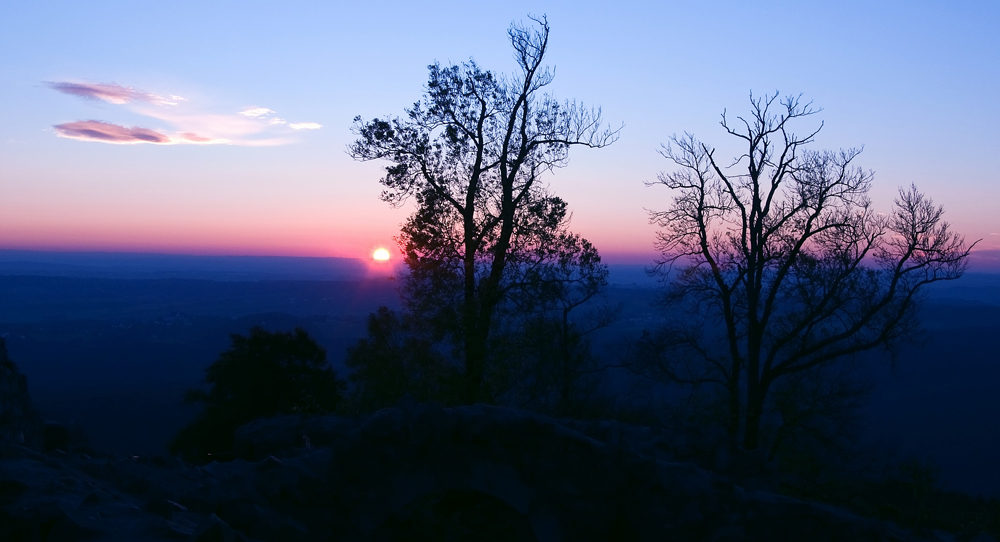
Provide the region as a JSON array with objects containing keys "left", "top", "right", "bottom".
[
  {"left": 372, "top": 489, "right": 537, "bottom": 541},
  {"left": 342, "top": 306, "right": 461, "bottom": 413},
  {"left": 169, "top": 327, "right": 344, "bottom": 462}
]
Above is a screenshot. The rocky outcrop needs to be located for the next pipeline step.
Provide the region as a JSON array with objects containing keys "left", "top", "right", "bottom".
[
  {"left": 0, "top": 338, "right": 43, "bottom": 450},
  {"left": 233, "top": 404, "right": 930, "bottom": 541},
  {"left": 3, "top": 402, "right": 988, "bottom": 541}
]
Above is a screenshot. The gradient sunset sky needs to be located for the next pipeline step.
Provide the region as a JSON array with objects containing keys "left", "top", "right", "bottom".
[{"left": 1, "top": 1, "right": 998, "bottom": 266}]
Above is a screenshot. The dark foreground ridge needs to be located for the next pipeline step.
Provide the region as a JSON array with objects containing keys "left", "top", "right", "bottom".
[{"left": 3, "top": 397, "right": 987, "bottom": 541}]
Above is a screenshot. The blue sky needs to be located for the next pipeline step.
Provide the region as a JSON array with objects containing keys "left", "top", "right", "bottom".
[{"left": 1, "top": 0, "right": 997, "bottom": 264}]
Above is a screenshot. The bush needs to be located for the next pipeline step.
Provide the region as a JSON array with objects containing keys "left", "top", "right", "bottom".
[
  {"left": 170, "top": 327, "right": 345, "bottom": 462},
  {"left": 342, "top": 307, "right": 461, "bottom": 414}
]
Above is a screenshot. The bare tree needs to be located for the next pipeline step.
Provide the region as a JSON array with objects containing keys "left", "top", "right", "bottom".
[
  {"left": 641, "top": 93, "right": 975, "bottom": 451},
  {"left": 349, "top": 16, "right": 619, "bottom": 402}
]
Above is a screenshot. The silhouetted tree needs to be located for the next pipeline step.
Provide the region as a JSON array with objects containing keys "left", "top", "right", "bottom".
[
  {"left": 349, "top": 16, "right": 618, "bottom": 402},
  {"left": 634, "top": 93, "right": 975, "bottom": 451},
  {"left": 507, "top": 236, "right": 620, "bottom": 414},
  {"left": 342, "top": 306, "right": 460, "bottom": 413},
  {"left": 170, "top": 327, "right": 344, "bottom": 461}
]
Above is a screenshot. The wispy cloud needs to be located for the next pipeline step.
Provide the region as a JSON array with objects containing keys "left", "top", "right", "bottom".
[
  {"left": 238, "top": 106, "right": 274, "bottom": 118},
  {"left": 47, "top": 79, "right": 321, "bottom": 146},
  {"left": 238, "top": 107, "right": 319, "bottom": 130},
  {"left": 46, "top": 81, "right": 180, "bottom": 106},
  {"left": 53, "top": 120, "right": 226, "bottom": 145},
  {"left": 239, "top": 107, "right": 321, "bottom": 130},
  {"left": 54, "top": 120, "right": 171, "bottom": 144},
  {"left": 179, "top": 132, "right": 227, "bottom": 144}
]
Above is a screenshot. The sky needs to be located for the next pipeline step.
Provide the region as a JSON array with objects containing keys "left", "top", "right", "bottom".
[{"left": 1, "top": 0, "right": 998, "bottom": 267}]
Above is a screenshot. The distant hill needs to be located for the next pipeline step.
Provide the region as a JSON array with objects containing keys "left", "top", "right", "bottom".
[{"left": 0, "top": 250, "right": 391, "bottom": 281}]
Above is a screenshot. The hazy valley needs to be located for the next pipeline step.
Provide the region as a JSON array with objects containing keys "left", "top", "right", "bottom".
[{"left": 1, "top": 252, "right": 997, "bottom": 499}]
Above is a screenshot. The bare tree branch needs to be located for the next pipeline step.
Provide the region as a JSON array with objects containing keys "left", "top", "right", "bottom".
[{"left": 640, "top": 93, "right": 976, "bottom": 451}]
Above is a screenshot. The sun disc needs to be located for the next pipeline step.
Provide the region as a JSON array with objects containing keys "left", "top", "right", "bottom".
[{"left": 373, "top": 248, "right": 390, "bottom": 261}]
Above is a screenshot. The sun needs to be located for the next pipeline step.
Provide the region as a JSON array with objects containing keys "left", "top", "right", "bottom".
[{"left": 372, "top": 248, "right": 390, "bottom": 262}]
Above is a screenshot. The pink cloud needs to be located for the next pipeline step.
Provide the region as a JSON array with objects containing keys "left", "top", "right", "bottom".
[
  {"left": 180, "top": 132, "right": 212, "bottom": 142},
  {"left": 134, "top": 108, "right": 291, "bottom": 145},
  {"left": 45, "top": 80, "right": 319, "bottom": 146},
  {"left": 54, "top": 120, "right": 171, "bottom": 144},
  {"left": 46, "top": 81, "right": 178, "bottom": 105},
  {"left": 52, "top": 120, "right": 226, "bottom": 145}
]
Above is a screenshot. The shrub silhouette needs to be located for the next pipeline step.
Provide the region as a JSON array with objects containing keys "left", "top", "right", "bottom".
[
  {"left": 343, "top": 306, "right": 461, "bottom": 414},
  {"left": 170, "top": 326, "right": 344, "bottom": 462}
]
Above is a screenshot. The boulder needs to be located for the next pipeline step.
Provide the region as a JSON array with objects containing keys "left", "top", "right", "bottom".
[
  {"left": 233, "top": 415, "right": 355, "bottom": 461},
  {"left": 0, "top": 400, "right": 968, "bottom": 541},
  {"left": 0, "top": 338, "right": 44, "bottom": 450}
]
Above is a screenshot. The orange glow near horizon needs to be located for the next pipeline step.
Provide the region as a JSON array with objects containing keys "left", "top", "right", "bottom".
[{"left": 372, "top": 248, "right": 390, "bottom": 261}]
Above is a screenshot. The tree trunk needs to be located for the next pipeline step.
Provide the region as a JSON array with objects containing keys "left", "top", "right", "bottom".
[
  {"left": 743, "top": 404, "right": 761, "bottom": 451},
  {"left": 742, "top": 381, "right": 768, "bottom": 451},
  {"left": 727, "top": 381, "right": 740, "bottom": 448},
  {"left": 462, "top": 243, "right": 480, "bottom": 403},
  {"left": 463, "top": 285, "right": 498, "bottom": 404},
  {"left": 463, "top": 326, "right": 488, "bottom": 404}
]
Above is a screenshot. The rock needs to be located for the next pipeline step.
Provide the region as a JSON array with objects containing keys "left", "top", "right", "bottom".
[
  {"left": 43, "top": 421, "right": 88, "bottom": 454},
  {"left": 44, "top": 422, "right": 71, "bottom": 452},
  {"left": 79, "top": 490, "right": 114, "bottom": 507},
  {"left": 303, "top": 404, "right": 928, "bottom": 541},
  {"left": 256, "top": 456, "right": 282, "bottom": 472},
  {"left": 0, "top": 479, "right": 27, "bottom": 505},
  {"left": 189, "top": 513, "right": 251, "bottom": 542},
  {"left": 162, "top": 511, "right": 202, "bottom": 538},
  {"left": 145, "top": 497, "right": 189, "bottom": 518},
  {"left": 0, "top": 501, "right": 101, "bottom": 541},
  {"left": 0, "top": 338, "right": 44, "bottom": 450},
  {"left": 0, "top": 400, "right": 966, "bottom": 541},
  {"left": 124, "top": 477, "right": 153, "bottom": 495},
  {"left": 233, "top": 415, "right": 355, "bottom": 461}
]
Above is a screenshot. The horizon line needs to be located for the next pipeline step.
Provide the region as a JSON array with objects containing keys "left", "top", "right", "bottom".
[{"left": 1, "top": 247, "right": 998, "bottom": 271}]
